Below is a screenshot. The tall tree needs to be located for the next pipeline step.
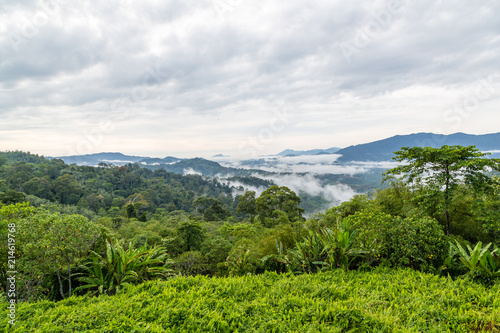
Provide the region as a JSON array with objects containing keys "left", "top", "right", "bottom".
[
  {"left": 176, "top": 221, "right": 205, "bottom": 252},
  {"left": 255, "top": 185, "right": 304, "bottom": 226},
  {"left": 53, "top": 174, "right": 82, "bottom": 205},
  {"left": 236, "top": 191, "right": 257, "bottom": 222},
  {"left": 383, "top": 145, "right": 500, "bottom": 235}
]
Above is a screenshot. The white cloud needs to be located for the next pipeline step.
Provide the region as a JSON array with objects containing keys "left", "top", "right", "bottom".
[
  {"left": 253, "top": 173, "right": 357, "bottom": 207},
  {"left": 219, "top": 155, "right": 381, "bottom": 175},
  {"left": 279, "top": 154, "right": 342, "bottom": 165},
  {"left": 183, "top": 167, "right": 202, "bottom": 176}
]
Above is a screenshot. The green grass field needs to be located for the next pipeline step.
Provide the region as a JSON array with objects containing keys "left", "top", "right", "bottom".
[{"left": 2, "top": 268, "right": 499, "bottom": 332}]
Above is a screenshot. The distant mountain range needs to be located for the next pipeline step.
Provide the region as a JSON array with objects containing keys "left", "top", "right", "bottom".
[
  {"left": 54, "top": 153, "right": 247, "bottom": 177},
  {"left": 55, "top": 132, "right": 500, "bottom": 171},
  {"left": 275, "top": 147, "right": 341, "bottom": 156},
  {"left": 335, "top": 132, "right": 500, "bottom": 162},
  {"left": 49, "top": 132, "right": 500, "bottom": 211},
  {"left": 56, "top": 152, "right": 145, "bottom": 166}
]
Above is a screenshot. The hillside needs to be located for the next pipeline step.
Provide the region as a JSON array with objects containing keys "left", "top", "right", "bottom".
[
  {"left": 56, "top": 152, "right": 146, "bottom": 166},
  {"left": 146, "top": 157, "right": 242, "bottom": 177},
  {"left": 0, "top": 151, "right": 236, "bottom": 217},
  {"left": 4, "top": 268, "right": 499, "bottom": 332},
  {"left": 336, "top": 132, "right": 500, "bottom": 162},
  {"left": 276, "top": 147, "right": 341, "bottom": 156}
]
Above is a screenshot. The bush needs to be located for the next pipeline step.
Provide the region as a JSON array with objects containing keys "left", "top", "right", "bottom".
[
  {"left": 380, "top": 216, "right": 447, "bottom": 272},
  {"left": 344, "top": 209, "right": 393, "bottom": 267},
  {"left": 200, "top": 236, "right": 232, "bottom": 276},
  {"left": 345, "top": 210, "right": 447, "bottom": 272},
  {"left": 173, "top": 251, "right": 208, "bottom": 276}
]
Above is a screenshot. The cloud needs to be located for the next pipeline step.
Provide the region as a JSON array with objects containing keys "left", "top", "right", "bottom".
[
  {"left": 219, "top": 155, "right": 378, "bottom": 175},
  {"left": 217, "top": 153, "right": 391, "bottom": 210},
  {"left": 1, "top": 0, "right": 500, "bottom": 157},
  {"left": 279, "top": 154, "right": 342, "bottom": 165},
  {"left": 183, "top": 167, "right": 202, "bottom": 176},
  {"left": 252, "top": 172, "right": 357, "bottom": 207},
  {"left": 224, "top": 179, "right": 268, "bottom": 198}
]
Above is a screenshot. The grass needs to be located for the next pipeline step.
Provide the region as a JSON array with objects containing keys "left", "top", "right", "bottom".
[{"left": 2, "top": 267, "right": 499, "bottom": 332}]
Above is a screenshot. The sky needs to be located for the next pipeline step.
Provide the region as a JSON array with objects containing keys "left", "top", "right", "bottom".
[{"left": 1, "top": 0, "right": 499, "bottom": 159}]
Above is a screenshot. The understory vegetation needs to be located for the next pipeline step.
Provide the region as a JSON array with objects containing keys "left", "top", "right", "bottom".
[
  {"left": 0, "top": 146, "right": 499, "bottom": 331},
  {"left": 2, "top": 269, "right": 499, "bottom": 332}
]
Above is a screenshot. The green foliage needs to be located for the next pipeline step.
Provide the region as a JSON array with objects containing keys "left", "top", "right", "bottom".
[
  {"left": 344, "top": 210, "right": 447, "bottom": 272},
  {"left": 3, "top": 268, "right": 500, "bottom": 332},
  {"left": 343, "top": 209, "right": 393, "bottom": 265},
  {"left": 325, "top": 194, "right": 373, "bottom": 220},
  {"left": 173, "top": 251, "right": 208, "bottom": 276},
  {"left": 0, "top": 205, "right": 100, "bottom": 301},
  {"left": 236, "top": 190, "right": 256, "bottom": 221},
  {"left": 225, "top": 240, "right": 259, "bottom": 276},
  {"left": 0, "top": 156, "right": 8, "bottom": 167},
  {"left": 447, "top": 241, "right": 500, "bottom": 283},
  {"left": 285, "top": 229, "right": 328, "bottom": 273},
  {"left": 200, "top": 236, "right": 232, "bottom": 276},
  {"left": 263, "top": 220, "right": 363, "bottom": 273},
  {"left": 380, "top": 216, "right": 447, "bottom": 272},
  {"left": 0, "top": 189, "right": 26, "bottom": 205},
  {"left": 3, "top": 148, "right": 500, "bottom": 309},
  {"left": 481, "top": 246, "right": 500, "bottom": 278},
  {"left": 193, "top": 196, "right": 231, "bottom": 221},
  {"left": 176, "top": 221, "right": 206, "bottom": 252},
  {"left": 373, "top": 181, "right": 415, "bottom": 217},
  {"left": 384, "top": 145, "right": 500, "bottom": 235},
  {"left": 255, "top": 185, "right": 304, "bottom": 226},
  {"left": 75, "top": 239, "right": 174, "bottom": 296},
  {"left": 53, "top": 174, "right": 83, "bottom": 205},
  {"left": 0, "top": 151, "right": 236, "bottom": 219},
  {"left": 320, "top": 220, "right": 365, "bottom": 271}
]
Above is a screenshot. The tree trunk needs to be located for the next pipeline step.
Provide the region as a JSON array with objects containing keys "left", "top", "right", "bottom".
[
  {"left": 67, "top": 260, "right": 72, "bottom": 297},
  {"left": 55, "top": 259, "right": 65, "bottom": 299},
  {"left": 444, "top": 165, "right": 451, "bottom": 236},
  {"left": 445, "top": 209, "right": 450, "bottom": 236}
]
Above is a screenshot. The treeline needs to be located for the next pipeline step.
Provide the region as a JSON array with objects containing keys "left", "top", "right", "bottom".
[
  {"left": 0, "top": 151, "right": 236, "bottom": 220},
  {"left": 0, "top": 146, "right": 499, "bottom": 304}
]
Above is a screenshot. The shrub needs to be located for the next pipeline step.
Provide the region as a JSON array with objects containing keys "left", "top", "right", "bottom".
[
  {"left": 4, "top": 268, "right": 500, "bottom": 332},
  {"left": 173, "top": 251, "right": 208, "bottom": 276},
  {"left": 380, "top": 216, "right": 447, "bottom": 272},
  {"left": 345, "top": 210, "right": 447, "bottom": 272}
]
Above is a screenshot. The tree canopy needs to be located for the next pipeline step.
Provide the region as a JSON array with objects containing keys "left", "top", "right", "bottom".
[
  {"left": 383, "top": 145, "right": 500, "bottom": 235},
  {"left": 255, "top": 185, "right": 304, "bottom": 226}
]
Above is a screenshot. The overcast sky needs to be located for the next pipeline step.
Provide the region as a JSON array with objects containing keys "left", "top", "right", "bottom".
[{"left": 1, "top": 0, "right": 499, "bottom": 158}]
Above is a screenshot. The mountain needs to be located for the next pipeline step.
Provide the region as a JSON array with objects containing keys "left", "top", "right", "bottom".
[
  {"left": 54, "top": 132, "right": 500, "bottom": 171},
  {"left": 276, "top": 147, "right": 340, "bottom": 156},
  {"left": 144, "top": 157, "right": 244, "bottom": 177},
  {"left": 56, "top": 152, "right": 147, "bottom": 166},
  {"left": 336, "top": 132, "right": 500, "bottom": 162},
  {"left": 54, "top": 153, "right": 257, "bottom": 178}
]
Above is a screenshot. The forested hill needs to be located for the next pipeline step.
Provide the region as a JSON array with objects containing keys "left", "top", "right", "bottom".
[
  {"left": 336, "top": 132, "right": 500, "bottom": 162},
  {"left": 54, "top": 153, "right": 251, "bottom": 178},
  {"left": 0, "top": 151, "right": 237, "bottom": 220},
  {"left": 57, "top": 152, "right": 146, "bottom": 165},
  {"left": 143, "top": 157, "right": 243, "bottom": 177}
]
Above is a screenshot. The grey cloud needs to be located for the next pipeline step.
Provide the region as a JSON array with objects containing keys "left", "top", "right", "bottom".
[{"left": 1, "top": 0, "right": 499, "bottom": 157}]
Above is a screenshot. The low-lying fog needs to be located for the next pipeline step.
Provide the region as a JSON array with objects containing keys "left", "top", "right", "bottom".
[{"left": 206, "top": 154, "right": 399, "bottom": 212}]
